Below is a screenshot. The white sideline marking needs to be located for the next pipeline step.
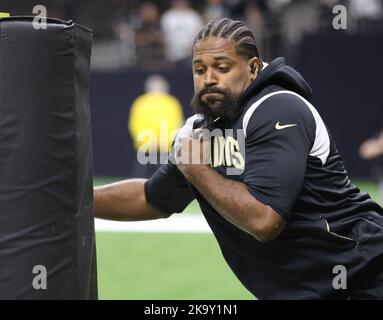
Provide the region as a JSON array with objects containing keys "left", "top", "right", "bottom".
[{"left": 95, "top": 214, "right": 212, "bottom": 233}]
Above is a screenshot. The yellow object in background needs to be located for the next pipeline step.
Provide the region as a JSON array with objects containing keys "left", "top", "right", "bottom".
[
  {"left": 128, "top": 92, "right": 184, "bottom": 152},
  {"left": 0, "top": 12, "right": 10, "bottom": 18}
]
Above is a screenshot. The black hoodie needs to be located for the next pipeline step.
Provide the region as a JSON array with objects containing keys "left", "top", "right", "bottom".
[
  {"left": 239, "top": 57, "right": 312, "bottom": 105},
  {"left": 145, "top": 58, "right": 383, "bottom": 299}
]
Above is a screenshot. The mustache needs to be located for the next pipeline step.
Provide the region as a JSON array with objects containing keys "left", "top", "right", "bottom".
[{"left": 198, "top": 87, "right": 227, "bottom": 99}]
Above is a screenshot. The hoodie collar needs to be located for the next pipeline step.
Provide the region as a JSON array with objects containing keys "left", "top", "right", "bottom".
[{"left": 237, "top": 57, "right": 312, "bottom": 110}]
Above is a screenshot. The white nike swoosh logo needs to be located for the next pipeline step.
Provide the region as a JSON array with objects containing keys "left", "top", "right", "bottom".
[{"left": 275, "top": 122, "right": 298, "bottom": 130}]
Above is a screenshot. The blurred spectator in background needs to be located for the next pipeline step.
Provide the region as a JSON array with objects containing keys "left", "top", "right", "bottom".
[
  {"left": 90, "top": 1, "right": 137, "bottom": 70},
  {"left": 249, "top": 0, "right": 286, "bottom": 62},
  {"left": 360, "top": 131, "right": 383, "bottom": 204},
  {"left": 160, "top": 0, "right": 203, "bottom": 63},
  {"left": 84, "top": 0, "right": 383, "bottom": 70},
  {"left": 203, "top": 0, "right": 229, "bottom": 22},
  {"left": 244, "top": 1, "right": 266, "bottom": 59},
  {"left": 280, "top": 0, "right": 321, "bottom": 63},
  {"left": 128, "top": 74, "right": 184, "bottom": 177},
  {"left": 349, "top": 0, "right": 383, "bottom": 33},
  {"left": 134, "top": 2, "right": 166, "bottom": 70},
  {"left": 223, "top": 0, "right": 246, "bottom": 20}
]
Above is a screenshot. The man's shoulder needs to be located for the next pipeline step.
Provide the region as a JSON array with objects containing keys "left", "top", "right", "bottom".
[
  {"left": 242, "top": 85, "right": 314, "bottom": 116},
  {"left": 239, "top": 86, "right": 317, "bottom": 137}
]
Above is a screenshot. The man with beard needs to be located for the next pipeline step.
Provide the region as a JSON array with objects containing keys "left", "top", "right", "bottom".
[{"left": 94, "top": 18, "right": 383, "bottom": 299}]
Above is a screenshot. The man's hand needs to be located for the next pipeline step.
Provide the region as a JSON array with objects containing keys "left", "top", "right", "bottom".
[
  {"left": 175, "top": 129, "right": 211, "bottom": 179},
  {"left": 173, "top": 128, "right": 285, "bottom": 242},
  {"left": 359, "top": 131, "right": 383, "bottom": 160}
]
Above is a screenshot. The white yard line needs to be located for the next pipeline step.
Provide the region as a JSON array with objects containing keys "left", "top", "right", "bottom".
[{"left": 95, "top": 214, "right": 212, "bottom": 233}]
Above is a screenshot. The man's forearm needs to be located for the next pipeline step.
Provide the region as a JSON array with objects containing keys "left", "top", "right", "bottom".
[
  {"left": 184, "top": 165, "right": 284, "bottom": 241},
  {"left": 94, "top": 179, "right": 169, "bottom": 221}
]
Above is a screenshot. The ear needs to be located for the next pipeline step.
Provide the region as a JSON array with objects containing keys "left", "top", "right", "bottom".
[{"left": 248, "top": 57, "right": 262, "bottom": 81}]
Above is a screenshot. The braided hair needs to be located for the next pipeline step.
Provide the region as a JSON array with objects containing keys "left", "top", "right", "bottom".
[{"left": 193, "top": 18, "right": 260, "bottom": 60}]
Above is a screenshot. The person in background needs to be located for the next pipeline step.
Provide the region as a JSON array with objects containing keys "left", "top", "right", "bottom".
[
  {"left": 203, "top": 0, "right": 229, "bottom": 22},
  {"left": 360, "top": 131, "right": 383, "bottom": 204},
  {"left": 160, "top": 0, "right": 203, "bottom": 63},
  {"left": 223, "top": 0, "right": 246, "bottom": 21},
  {"left": 128, "top": 74, "right": 184, "bottom": 178},
  {"left": 134, "top": 2, "right": 166, "bottom": 70},
  {"left": 349, "top": 0, "right": 383, "bottom": 32}
]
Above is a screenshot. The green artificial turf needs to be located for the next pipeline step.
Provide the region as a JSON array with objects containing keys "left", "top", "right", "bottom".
[
  {"left": 96, "top": 232, "right": 254, "bottom": 300},
  {"left": 94, "top": 177, "right": 381, "bottom": 299}
]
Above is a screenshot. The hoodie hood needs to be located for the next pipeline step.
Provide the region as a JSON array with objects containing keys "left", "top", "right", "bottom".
[{"left": 237, "top": 57, "right": 312, "bottom": 109}]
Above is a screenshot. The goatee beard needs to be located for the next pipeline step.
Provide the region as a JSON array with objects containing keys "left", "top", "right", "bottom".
[{"left": 190, "top": 88, "right": 240, "bottom": 126}]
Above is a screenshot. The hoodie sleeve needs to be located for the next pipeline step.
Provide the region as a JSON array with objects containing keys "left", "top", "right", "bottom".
[
  {"left": 144, "top": 162, "right": 194, "bottom": 214},
  {"left": 241, "top": 92, "right": 316, "bottom": 220},
  {"left": 144, "top": 115, "right": 201, "bottom": 214}
]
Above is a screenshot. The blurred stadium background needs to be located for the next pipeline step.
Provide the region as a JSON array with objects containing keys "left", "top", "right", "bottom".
[{"left": 2, "top": 0, "right": 383, "bottom": 299}]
